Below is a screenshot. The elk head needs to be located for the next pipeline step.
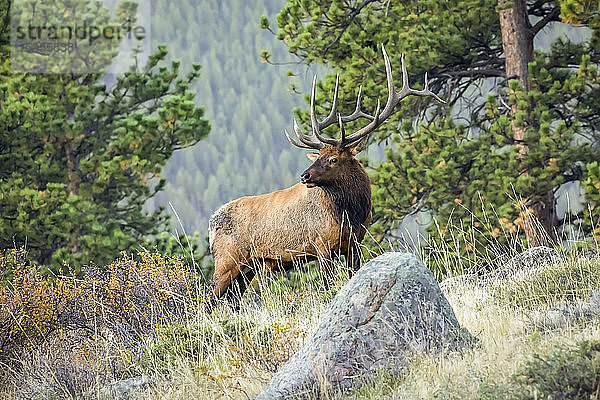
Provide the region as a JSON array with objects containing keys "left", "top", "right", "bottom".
[
  {"left": 300, "top": 146, "right": 361, "bottom": 188},
  {"left": 285, "top": 45, "right": 444, "bottom": 188}
]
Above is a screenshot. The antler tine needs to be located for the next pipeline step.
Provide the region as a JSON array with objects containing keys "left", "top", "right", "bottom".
[
  {"left": 390, "top": 48, "right": 446, "bottom": 112},
  {"left": 342, "top": 86, "right": 375, "bottom": 123},
  {"left": 341, "top": 45, "right": 445, "bottom": 147},
  {"left": 340, "top": 46, "right": 397, "bottom": 147},
  {"left": 285, "top": 129, "right": 317, "bottom": 149},
  {"left": 421, "top": 72, "right": 445, "bottom": 103},
  {"left": 342, "top": 99, "right": 381, "bottom": 146},
  {"left": 310, "top": 75, "right": 341, "bottom": 146},
  {"left": 317, "top": 75, "right": 340, "bottom": 128},
  {"left": 284, "top": 117, "right": 325, "bottom": 150},
  {"left": 294, "top": 118, "right": 324, "bottom": 149},
  {"left": 377, "top": 45, "right": 404, "bottom": 121},
  {"left": 338, "top": 113, "right": 346, "bottom": 144},
  {"left": 310, "top": 76, "right": 376, "bottom": 148},
  {"left": 284, "top": 74, "right": 337, "bottom": 150},
  {"left": 287, "top": 45, "right": 444, "bottom": 151}
]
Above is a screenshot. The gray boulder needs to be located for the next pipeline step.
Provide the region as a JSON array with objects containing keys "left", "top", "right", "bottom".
[
  {"left": 527, "top": 289, "right": 600, "bottom": 333},
  {"left": 487, "top": 246, "right": 566, "bottom": 282},
  {"left": 439, "top": 273, "right": 478, "bottom": 294},
  {"left": 256, "top": 252, "right": 475, "bottom": 400},
  {"left": 510, "top": 246, "right": 565, "bottom": 268}
]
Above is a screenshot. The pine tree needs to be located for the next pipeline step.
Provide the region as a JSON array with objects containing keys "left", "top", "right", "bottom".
[
  {"left": 264, "top": 0, "right": 599, "bottom": 270},
  {"left": 0, "top": 0, "right": 210, "bottom": 271}
]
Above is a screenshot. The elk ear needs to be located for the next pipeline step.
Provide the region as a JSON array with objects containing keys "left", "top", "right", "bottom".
[
  {"left": 349, "top": 136, "right": 369, "bottom": 156},
  {"left": 306, "top": 152, "right": 319, "bottom": 162}
]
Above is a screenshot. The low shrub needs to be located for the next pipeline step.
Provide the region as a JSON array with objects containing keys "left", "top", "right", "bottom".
[
  {"left": 141, "top": 317, "right": 308, "bottom": 378},
  {"left": 512, "top": 339, "right": 600, "bottom": 400},
  {"left": 0, "top": 248, "right": 202, "bottom": 396}
]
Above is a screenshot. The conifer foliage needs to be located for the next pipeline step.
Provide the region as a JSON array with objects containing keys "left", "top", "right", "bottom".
[
  {"left": 0, "top": 0, "right": 210, "bottom": 271},
  {"left": 265, "top": 0, "right": 600, "bottom": 266}
]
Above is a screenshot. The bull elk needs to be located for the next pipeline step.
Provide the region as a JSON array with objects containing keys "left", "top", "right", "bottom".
[{"left": 207, "top": 46, "right": 443, "bottom": 305}]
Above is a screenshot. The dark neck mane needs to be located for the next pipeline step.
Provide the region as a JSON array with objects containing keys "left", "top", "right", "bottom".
[{"left": 321, "top": 167, "right": 371, "bottom": 230}]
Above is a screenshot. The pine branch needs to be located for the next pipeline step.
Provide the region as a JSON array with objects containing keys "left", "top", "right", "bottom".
[{"left": 531, "top": 5, "right": 561, "bottom": 35}]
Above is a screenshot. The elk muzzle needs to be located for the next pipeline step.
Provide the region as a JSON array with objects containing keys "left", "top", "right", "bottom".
[{"left": 300, "top": 169, "right": 316, "bottom": 187}]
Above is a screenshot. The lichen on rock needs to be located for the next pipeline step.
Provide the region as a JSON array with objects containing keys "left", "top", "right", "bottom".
[{"left": 256, "top": 252, "right": 475, "bottom": 399}]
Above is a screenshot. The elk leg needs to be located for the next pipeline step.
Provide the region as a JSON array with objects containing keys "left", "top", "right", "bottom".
[
  {"left": 247, "top": 259, "right": 278, "bottom": 292},
  {"left": 210, "top": 263, "right": 236, "bottom": 297},
  {"left": 346, "top": 243, "right": 362, "bottom": 274},
  {"left": 224, "top": 266, "right": 256, "bottom": 310},
  {"left": 230, "top": 267, "right": 256, "bottom": 296},
  {"left": 207, "top": 261, "right": 254, "bottom": 311},
  {"left": 206, "top": 252, "right": 242, "bottom": 312}
]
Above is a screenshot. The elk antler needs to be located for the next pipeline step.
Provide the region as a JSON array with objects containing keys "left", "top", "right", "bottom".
[{"left": 284, "top": 45, "right": 445, "bottom": 151}]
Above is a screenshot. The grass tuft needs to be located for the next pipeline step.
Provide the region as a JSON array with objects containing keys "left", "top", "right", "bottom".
[{"left": 491, "top": 258, "right": 600, "bottom": 308}]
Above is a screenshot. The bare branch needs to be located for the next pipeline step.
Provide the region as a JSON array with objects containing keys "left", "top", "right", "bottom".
[{"left": 531, "top": 5, "right": 561, "bottom": 35}]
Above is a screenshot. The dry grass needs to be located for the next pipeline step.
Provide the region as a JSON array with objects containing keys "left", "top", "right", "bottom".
[
  {"left": 0, "top": 248, "right": 351, "bottom": 399},
  {"left": 0, "top": 249, "right": 204, "bottom": 399},
  {"left": 346, "top": 250, "right": 600, "bottom": 400},
  {"left": 1, "top": 223, "right": 599, "bottom": 399}
]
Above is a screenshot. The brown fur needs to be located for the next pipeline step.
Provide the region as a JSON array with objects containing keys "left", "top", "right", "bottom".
[{"left": 208, "top": 146, "right": 371, "bottom": 301}]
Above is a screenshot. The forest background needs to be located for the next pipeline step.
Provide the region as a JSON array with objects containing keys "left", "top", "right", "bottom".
[
  {"left": 2, "top": 0, "right": 600, "bottom": 274},
  {"left": 151, "top": 0, "right": 600, "bottom": 268}
]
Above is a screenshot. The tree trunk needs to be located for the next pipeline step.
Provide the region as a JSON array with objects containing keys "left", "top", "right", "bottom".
[
  {"left": 498, "top": 0, "right": 557, "bottom": 246},
  {"left": 498, "top": 0, "right": 533, "bottom": 90},
  {"left": 498, "top": 0, "right": 533, "bottom": 153},
  {"left": 65, "top": 144, "right": 81, "bottom": 254}
]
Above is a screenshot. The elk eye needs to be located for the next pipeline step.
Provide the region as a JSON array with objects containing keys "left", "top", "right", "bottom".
[{"left": 330, "top": 157, "right": 338, "bottom": 164}]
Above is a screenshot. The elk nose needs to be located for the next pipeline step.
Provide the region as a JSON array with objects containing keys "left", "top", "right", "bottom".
[{"left": 300, "top": 171, "right": 310, "bottom": 182}]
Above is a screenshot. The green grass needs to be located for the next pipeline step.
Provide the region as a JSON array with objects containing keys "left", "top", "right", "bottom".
[
  {"left": 491, "top": 258, "right": 600, "bottom": 308},
  {"left": 512, "top": 339, "right": 600, "bottom": 400}
]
